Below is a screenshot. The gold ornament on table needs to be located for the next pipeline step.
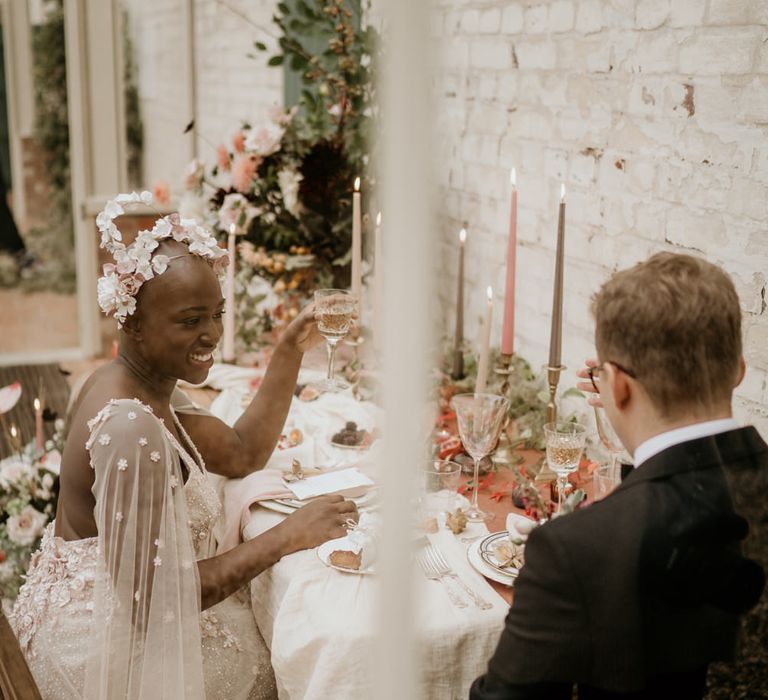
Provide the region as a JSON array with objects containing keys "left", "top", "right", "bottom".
[
  {"left": 492, "top": 353, "right": 516, "bottom": 464},
  {"left": 446, "top": 508, "right": 468, "bottom": 535}
]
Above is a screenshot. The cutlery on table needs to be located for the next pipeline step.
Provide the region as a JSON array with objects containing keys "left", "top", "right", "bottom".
[
  {"left": 425, "top": 544, "right": 493, "bottom": 610},
  {"left": 415, "top": 550, "right": 467, "bottom": 609}
]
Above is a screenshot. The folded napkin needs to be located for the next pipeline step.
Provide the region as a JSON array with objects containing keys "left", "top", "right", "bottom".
[{"left": 216, "top": 469, "right": 292, "bottom": 554}]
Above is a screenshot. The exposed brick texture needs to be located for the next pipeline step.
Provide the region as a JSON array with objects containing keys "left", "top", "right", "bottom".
[{"left": 431, "top": 0, "right": 768, "bottom": 435}]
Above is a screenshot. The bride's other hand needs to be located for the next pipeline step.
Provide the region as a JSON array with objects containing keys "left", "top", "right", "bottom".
[
  {"left": 279, "top": 495, "right": 359, "bottom": 553},
  {"left": 576, "top": 358, "right": 603, "bottom": 408}
]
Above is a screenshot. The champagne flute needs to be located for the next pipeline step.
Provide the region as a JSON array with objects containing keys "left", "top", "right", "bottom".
[
  {"left": 543, "top": 422, "right": 587, "bottom": 515},
  {"left": 314, "top": 289, "right": 357, "bottom": 393},
  {"left": 593, "top": 407, "right": 632, "bottom": 483},
  {"left": 452, "top": 393, "right": 510, "bottom": 522}
]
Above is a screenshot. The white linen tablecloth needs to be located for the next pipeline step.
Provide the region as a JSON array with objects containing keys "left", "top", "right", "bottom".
[
  {"left": 244, "top": 510, "right": 508, "bottom": 700},
  {"left": 207, "top": 367, "right": 509, "bottom": 699}
]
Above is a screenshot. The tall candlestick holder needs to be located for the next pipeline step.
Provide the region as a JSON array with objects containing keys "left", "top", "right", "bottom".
[
  {"left": 451, "top": 346, "right": 465, "bottom": 381},
  {"left": 545, "top": 364, "right": 566, "bottom": 424},
  {"left": 492, "top": 353, "right": 515, "bottom": 464},
  {"left": 536, "top": 364, "right": 566, "bottom": 482}
]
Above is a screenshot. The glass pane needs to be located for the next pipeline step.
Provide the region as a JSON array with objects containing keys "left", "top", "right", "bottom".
[
  {"left": 0, "top": 0, "right": 80, "bottom": 358},
  {"left": 120, "top": 0, "right": 191, "bottom": 193}
]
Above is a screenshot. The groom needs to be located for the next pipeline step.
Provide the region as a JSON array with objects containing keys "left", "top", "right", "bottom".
[{"left": 470, "top": 253, "right": 766, "bottom": 699}]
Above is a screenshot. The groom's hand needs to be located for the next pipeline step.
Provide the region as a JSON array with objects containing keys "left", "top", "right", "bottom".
[{"left": 575, "top": 358, "right": 603, "bottom": 408}]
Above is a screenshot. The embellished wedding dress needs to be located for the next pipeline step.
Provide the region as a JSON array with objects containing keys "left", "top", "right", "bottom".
[{"left": 10, "top": 398, "right": 277, "bottom": 700}]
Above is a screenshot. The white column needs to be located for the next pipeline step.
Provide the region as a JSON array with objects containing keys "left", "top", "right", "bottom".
[{"left": 376, "top": 0, "right": 434, "bottom": 698}]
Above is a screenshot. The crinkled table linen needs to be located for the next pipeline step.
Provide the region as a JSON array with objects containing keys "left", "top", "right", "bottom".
[
  {"left": 244, "top": 512, "right": 507, "bottom": 700},
  {"left": 209, "top": 368, "right": 509, "bottom": 699}
]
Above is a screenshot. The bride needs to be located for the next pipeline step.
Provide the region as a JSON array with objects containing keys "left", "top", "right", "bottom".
[{"left": 10, "top": 192, "right": 357, "bottom": 699}]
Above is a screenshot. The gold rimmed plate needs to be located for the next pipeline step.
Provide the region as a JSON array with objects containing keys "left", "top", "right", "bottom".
[{"left": 477, "top": 531, "right": 523, "bottom": 578}]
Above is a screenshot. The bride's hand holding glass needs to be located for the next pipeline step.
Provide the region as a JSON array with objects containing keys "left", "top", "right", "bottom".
[{"left": 279, "top": 297, "right": 358, "bottom": 355}]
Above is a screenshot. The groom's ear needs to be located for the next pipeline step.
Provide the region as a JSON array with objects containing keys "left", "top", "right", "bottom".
[{"left": 605, "top": 363, "right": 631, "bottom": 411}]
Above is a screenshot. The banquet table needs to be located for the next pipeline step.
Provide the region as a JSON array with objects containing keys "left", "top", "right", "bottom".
[{"left": 199, "top": 365, "right": 560, "bottom": 699}]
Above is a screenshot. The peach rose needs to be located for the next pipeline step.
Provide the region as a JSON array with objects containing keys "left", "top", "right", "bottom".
[
  {"left": 231, "top": 154, "right": 258, "bottom": 194},
  {"left": 152, "top": 180, "right": 171, "bottom": 206},
  {"left": 217, "top": 144, "right": 231, "bottom": 171},
  {"left": 233, "top": 131, "right": 245, "bottom": 153}
]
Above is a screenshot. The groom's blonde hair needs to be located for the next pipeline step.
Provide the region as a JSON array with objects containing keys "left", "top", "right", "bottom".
[{"left": 592, "top": 252, "right": 742, "bottom": 418}]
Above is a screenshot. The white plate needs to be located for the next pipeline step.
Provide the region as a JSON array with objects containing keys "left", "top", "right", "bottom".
[
  {"left": 317, "top": 538, "right": 375, "bottom": 575},
  {"left": 467, "top": 536, "right": 516, "bottom": 586},
  {"left": 329, "top": 436, "right": 373, "bottom": 451}
]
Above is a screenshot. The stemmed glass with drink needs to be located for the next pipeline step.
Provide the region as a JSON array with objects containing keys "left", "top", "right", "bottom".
[
  {"left": 543, "top": 422, "right": 587, "bottom": 514},
  {"left": 314, "top": 289, "right": 357, "bottom": 393},
  {"left": 594, "top": 407, "right": 632, "bottom": 484},
  {"left": 452, "top": 393, "right": 510, "bottom": 522}
]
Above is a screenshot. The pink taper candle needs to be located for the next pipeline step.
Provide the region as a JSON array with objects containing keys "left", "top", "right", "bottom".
[
  {"left": 222, "top": 223, "right": 237, "bottom": 363},
  {"left": 475, "top": 286, "right": 494, "bottom": 394},
  {"left": 351, "top": 177, "right": 362, "bottom": 299},
  {"left": 34, "top": 398, "right": 44, "bottom": 452},
  {"left": 547, "top": 184, "right": 566, "bottom": 368},
  {"left": 501, "top": 168, "right": 517, "bottom": 356}
]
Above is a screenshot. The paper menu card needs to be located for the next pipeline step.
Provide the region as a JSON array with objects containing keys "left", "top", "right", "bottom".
[{"left": 286, "top": 468, "right": 375, "bottom": 500}]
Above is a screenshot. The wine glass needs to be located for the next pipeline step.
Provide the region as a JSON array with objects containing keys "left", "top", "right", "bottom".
[
  {"left": 314, "top": 289, "right": 357, "bottom": 393},
  {"left": 593, "top": 407, "right": 632, "bottom": 483},
  {"left": 420, "top": 460, "right": 462, "bottom": 519},
  {"left": 543, "top": 422, "right": 587, "bottom": 514},
  {"left": 452, "top": 393, "right": 510, "bottom": 522}
]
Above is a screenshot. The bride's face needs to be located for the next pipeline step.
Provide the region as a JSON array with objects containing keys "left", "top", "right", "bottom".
[{"left": 131, "top": 254, "right": 225, "bottom": 385}]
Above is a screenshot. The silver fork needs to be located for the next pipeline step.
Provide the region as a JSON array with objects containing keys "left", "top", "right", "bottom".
[
  {"left": 426, "top": 545, "right": 493, "bottom": 610},
  {"left": 416, "top": 550, "right": 467, "bottom": 609}
]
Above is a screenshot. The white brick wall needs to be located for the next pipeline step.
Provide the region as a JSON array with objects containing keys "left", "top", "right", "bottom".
[
  {"left": 432, "top": 0, "right": 768, "bottom": 436},
  {"left": 126, "top": 0, "right": 283, "bottom": 189}
]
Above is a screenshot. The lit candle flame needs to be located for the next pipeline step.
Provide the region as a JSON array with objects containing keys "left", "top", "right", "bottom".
[
  {"left": 229, "top": 223, "right": 237, "bottom": 235},
  {"left": 34, "top": 398, "right": 41, "bottom": 411},
  {"left": 354, "top": 177, "right": 361, "bottom": 192},
  {"left": 510, "top": 168, "right": 516, "bottom": 187},
  {"left": 10, "top": 424, "right": 17, "bottom": 438},
  {"left": 376, "top": 211, "right": 382, "bottom": 226},
  {"left": 486, "top": 286, "right": 493, "bottom": 302},
  {"left": 459, "top": 228, "right": 467, "bottom": 244},
  {"left": 560, "top": 183, "right": 566, "bottom": 201}
]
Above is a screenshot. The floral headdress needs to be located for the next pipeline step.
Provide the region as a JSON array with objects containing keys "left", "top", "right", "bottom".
[{"left": 96, "top": 191, "right": 229, "bottom": 327}]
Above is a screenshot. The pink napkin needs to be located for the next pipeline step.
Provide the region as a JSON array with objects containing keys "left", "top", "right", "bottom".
[{"left": 216, "top": 469, "right": 292, "bottom": 554}]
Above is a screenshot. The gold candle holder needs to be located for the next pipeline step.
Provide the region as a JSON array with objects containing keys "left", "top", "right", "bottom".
[
  {"left": 492, "top": 353, "right": 515, "bottom": 464},
  {"left": 536, "top": 364, "right": 566, "bottom": 482},
  {"left": 545, "top": 364, "right": 566, "bottom": 425}
]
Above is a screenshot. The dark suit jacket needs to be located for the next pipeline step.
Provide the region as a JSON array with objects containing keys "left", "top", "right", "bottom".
[{"left": 470, "top": 427, "right": 767, "bottom": 700}]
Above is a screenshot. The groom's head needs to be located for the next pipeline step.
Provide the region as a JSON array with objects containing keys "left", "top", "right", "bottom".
[{"left": 592, "top": 253, "right": 744, "bottom": 441}]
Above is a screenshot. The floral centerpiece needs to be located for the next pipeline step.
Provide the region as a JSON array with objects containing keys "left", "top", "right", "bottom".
[
  {"left": 0, "top": 426, "right": 64, "bottom": 607},
  {"left": 180, "top": 0, "right": 378, "bottom": 356}
]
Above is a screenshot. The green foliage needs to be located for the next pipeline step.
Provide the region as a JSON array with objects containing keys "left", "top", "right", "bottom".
[
  {"left": 122, "top": 11, "right": 144, "bottom": 188},
  {"left": 28, "top": 0, "right": 75, "bottom": 294},
  {"left": 266, "top": 0, "right": 376, "bottom": 179}
]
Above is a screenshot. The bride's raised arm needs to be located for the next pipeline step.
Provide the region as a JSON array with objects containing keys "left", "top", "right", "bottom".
[{"left": 175, "top": 303, "right": 323, "bottom": 477}]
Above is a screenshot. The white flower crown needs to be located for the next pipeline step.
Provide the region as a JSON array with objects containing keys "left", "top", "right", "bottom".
[{"left": 96, "top": 191, "right": 229, "bottom": 327}]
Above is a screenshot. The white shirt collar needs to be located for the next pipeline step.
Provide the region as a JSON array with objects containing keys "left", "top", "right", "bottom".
[{"left": 633, "top": 418, "right": 740, "bottom": 469}]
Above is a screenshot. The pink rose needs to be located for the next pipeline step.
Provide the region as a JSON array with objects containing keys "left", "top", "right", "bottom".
[
  {"left": 233, "top": 131, "right": 245, "bottom": 153},
  {"left": 152, "top": 181, "right": 171, "bottom": 206},
  {"left": 217, "top": 145, "right": 231, "bottom": 171},
  {"left": 119, "top": 274, "right": 142, "bottom": 296},
  {"left": 231, "top": 154, "right": 258, "bottom": 194}
]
